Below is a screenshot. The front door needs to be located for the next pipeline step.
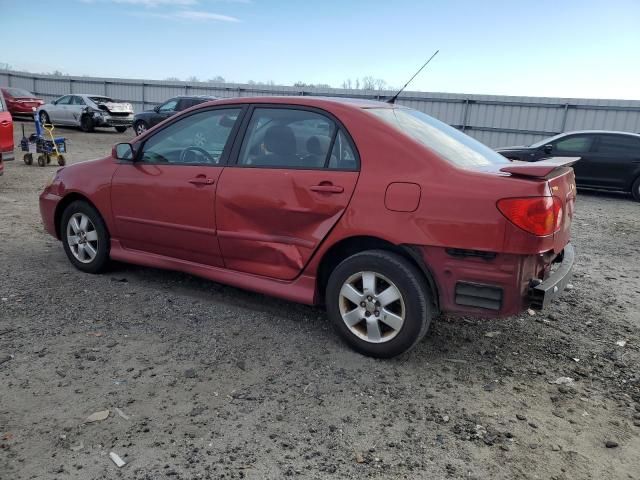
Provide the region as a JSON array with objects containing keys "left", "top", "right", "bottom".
[
  {"left": 549, "top": 134, "right": 596, "bottom": 187},
  {"left": 111, "top": 107, "right": 243, "bottom": 266},
  {"left": 152, "top": 98, "right": 179, "bottom": 127},
  {"left": 216, "top": 106, "right": 359, "bottom": 280}
]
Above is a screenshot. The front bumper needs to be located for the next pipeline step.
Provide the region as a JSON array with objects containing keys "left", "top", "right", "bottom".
[
  {"left": 39, "top": 191, "right": 62, "bottom": 238},
  {"left": 93, "top": 113, "right": 134, "bottom": 127},
  {"left": 528, "top": 243, "right": 575, "bottom": 309}
]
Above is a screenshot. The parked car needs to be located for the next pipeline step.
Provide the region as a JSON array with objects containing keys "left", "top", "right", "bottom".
[
  {"left": 133, "top": 95, "right": 217, "bottom": 136},
  {"left": 0, "top": 92, "right": 14, "bottom": 175},
  {"left": 1, "top": 87, "right": 44, "bottom": 117},
  {"left": 497, "top": 130, "right": 640, "bottom": 201},
  {"left": 37, "top": 94, "right": 134, "bottom": 133},
  {"left": 39, "top": 97, "right": 576, "bottom": 358}
]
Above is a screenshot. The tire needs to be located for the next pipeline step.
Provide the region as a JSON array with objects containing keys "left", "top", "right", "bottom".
[
  {"left": 60, "top": 200, "right": 110, "bottom": 274},
  {"left": 24, "top": 153, "right": 33, "bottom": 165},
  {"left": 115, "top": 126, "right": 128, "bottom": 133},
  {"left": 80, "top": 114, "right": 95, "bottom": 133},
  {"left": 39, "top": 111, "right": 50, "bottom": 126},
  {"left": 57, "top": 155, "right": 66, "bottom": 166},
  {"left": 37, "top": 155, "right": 46, "bottom": 167},
  {"left": 632, "top": 177, "right": 640, "bottom": 202},
  {"left": 134, "top": 121, "right": 148, "bottom": 136},
  {"left": 325, "top": 250, "right": 432, "bottom": 358}
]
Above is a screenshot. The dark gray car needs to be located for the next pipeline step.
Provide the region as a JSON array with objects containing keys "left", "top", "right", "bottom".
[
  {"left": 132, "top": 96, "right": 217, "bottom": 136},
  {"left": 497, "top": 130, "right": 640, "bottom": 201}
]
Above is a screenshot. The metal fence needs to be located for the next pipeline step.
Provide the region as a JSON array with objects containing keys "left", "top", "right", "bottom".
[{"left": 2, "top": 69, "right": 640, "bottom": 148}]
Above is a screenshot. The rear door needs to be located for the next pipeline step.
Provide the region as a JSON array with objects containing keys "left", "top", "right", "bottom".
[
  {"left": 216, "top": 105, "right": 359, "bottom": 280},
  {"left": 588, "top": 134, "right": 640, "bottom": 190},
  {"left": 111, "top": 106, "right": 244, "bottom": 266}
]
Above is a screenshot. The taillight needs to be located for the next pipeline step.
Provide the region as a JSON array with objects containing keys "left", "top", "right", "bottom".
[{"left": 497, "top": 196, "right": 563, "bottom": 236}]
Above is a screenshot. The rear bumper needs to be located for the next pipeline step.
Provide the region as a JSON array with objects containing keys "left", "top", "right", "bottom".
[
  {"left": 39, "top": 191, "right": 61, "bottom": 238},
  {"left": 417, "top": 244, "right": 575, "bottom": 317},
  {"left": 528, "top": 243, "right": 575, "bottom": 309}
]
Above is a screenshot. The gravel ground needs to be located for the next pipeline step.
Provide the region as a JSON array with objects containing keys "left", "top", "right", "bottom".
[{"left": 1, "top": 120, "right": 639, "bottom": 480}]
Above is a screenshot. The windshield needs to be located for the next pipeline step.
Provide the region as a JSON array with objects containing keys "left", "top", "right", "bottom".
[
  {"left": 5, "top": 87, "right": 34, "bottom": 97},
  {"left": 369, "top": 107, "right": 510, "bottom": 168},
  {"left": 89, "top": 96, "right": 116, "bottom": 104},
  {"left": 529, "top": 133, "right": 566, "bottom": 148}
]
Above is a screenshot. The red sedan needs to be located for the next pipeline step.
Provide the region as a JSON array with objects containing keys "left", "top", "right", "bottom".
[
  {"left": 39, "top": 97, "right": 576, "bottom": 357},
  {"left": 0, "top": 92, "right": 14, "bottom": 174},
  {"left": 1, "top": 87, "right": 44, "bottom": 117}
]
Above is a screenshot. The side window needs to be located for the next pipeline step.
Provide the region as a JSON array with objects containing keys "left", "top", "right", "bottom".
[
  {"left": 595, "top": 135, "right": 640, "bottom": 155},
  {"left": 56, "top": 96, "right": 72, "bottom": 105},
  {"left": 158, "top": 99, "right": 178, "bottom": 113},
  {"left": 238, "top": 108, "right": 337, "bottom": 168},
  {"left": 554, "top": 135, "right": 593, "bottom": 153},
  {"left": 140, "top": 108, "right": 241, "bottom": 165},
  {"left": 71, "top": 96, "right": 86, "bottom": 106},
  {"left": 329, "top": 130, "right": 357, "bottom": 169}
]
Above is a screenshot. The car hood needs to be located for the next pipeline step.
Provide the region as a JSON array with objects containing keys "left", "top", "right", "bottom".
[
  {"left": 495, "top": 145, "right": 531, "bottom": 152},
  {"left": 90, "top": 100, "right": 134, "bottom": 114}
]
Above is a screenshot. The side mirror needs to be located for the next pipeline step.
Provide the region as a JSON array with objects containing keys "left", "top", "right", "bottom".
[
  {"left": 113, "top": 143, "right": 134, "bottom": 161},
  {"left": 543, "top": 144, "right": 553, "bottom": 154},
  {"left": 153, "top": 105, "right": 161, "bottom": 113},
  {"left": 52, "top": 100, "right": 57, "bottom": 105}
]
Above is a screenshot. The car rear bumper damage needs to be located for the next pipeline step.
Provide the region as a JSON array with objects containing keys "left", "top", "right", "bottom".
[
  {"left": 528, "top": 243, "right": 575, "bottom": 310},
  {"left": 417, "top": 244, "right": 575, "bottom": 317}
]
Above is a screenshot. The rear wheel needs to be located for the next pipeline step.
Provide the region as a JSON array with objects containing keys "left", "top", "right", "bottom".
[
  {"left": 325, "top": 250, "right": 432, "bottom": 358},
  {"left": 57, "top": 155, "right": 66, "bottom": 166},
  {"left": 37, "top": 155, "right": 46, "bottom": 167},
  {"left": 23, "top": 153, "right": 33, "bottom": 165},
  {"left": 632, "top": 177, "right": 640, "bottom": 202},
  {"left": 115, "top": 126, "right": 127, "bottom": 133},
  {"left": 61, "top": 201, "right": 110, "bottom": 273}
]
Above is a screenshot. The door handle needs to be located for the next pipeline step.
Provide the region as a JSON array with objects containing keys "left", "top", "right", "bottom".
[
  {"left": 0, "top": 121, "right": 8, "bottom": 126},
  {"left": 188, "top": 177, "right": 215, "bottom": 185},
  {"left": 310, "top": 184, "right": 344, "bottom": 194}
]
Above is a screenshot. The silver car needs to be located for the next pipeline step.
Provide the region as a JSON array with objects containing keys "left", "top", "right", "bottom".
[{"left": 37, "top": 94, "right": 134, "bottom": 133}]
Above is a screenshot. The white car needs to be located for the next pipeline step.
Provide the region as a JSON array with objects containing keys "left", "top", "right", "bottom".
[{"left": 37, "top": 94, "right": 134, "bottom": 133}]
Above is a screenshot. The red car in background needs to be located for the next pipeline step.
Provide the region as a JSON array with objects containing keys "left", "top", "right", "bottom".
[
  {"left": 39, "top": 97, "right": 576, "bottom": 358},
  {"left": 0, "top": 92, "right": 15, "bottom": 175},
  {"left": 1, "top": 87, "right": 44, "bottom": 117}
]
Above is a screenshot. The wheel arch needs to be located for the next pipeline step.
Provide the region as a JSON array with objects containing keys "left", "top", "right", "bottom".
[
  {"left": 316, "top": 236, "right": 440, "bottom": 312},
  {"left": 54, "top": 193, "right": 105, "bottom": 240}
]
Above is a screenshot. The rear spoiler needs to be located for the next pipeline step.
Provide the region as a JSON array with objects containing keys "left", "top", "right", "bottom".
[{"left": 500, "top": 157, "right": 580, "bottom": 178}]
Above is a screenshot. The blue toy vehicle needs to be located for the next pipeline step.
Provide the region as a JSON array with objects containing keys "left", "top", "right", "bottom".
[{"left": 20, "top": 110, "right": 67, "bottom": 166}]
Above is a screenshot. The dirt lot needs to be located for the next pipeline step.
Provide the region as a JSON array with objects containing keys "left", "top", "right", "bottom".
[{"left": 1, "top": 120, "right": 639, "bottom": 480}]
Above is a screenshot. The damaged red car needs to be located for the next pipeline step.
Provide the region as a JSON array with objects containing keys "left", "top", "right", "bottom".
[{"left": 39, "top": 97, "right": 576, "bottom": 357}]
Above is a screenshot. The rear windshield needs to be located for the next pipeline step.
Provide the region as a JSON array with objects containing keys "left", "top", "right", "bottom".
[
  {"left": 89, "top": 96, "right": 115, "bottom": 104},
  {"left": 368, "top": 108, "right": 510, "bottom": 168},
  {"left": 5, "top": 87, "right": 34, "bottom": 97}
]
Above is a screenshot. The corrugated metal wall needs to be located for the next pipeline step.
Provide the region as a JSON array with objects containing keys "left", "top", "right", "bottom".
[{"left": 2, "top": 70, "right": 640, "bottom": 147}]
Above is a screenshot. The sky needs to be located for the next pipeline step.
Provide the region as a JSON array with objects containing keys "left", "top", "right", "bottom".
[{"left": 1, "top": 0, "right": 639, "bottom": 100}]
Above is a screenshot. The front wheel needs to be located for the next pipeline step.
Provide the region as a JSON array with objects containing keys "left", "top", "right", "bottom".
[
  {"left": 134, "top": 121, "right": 148, "bottom": 136},
  {"left": 23, "top": 153, "right": 33, "bottom": 165},
  {"left": 325, "top": 250, "right": 432, "bottom": 358},
  {"left": 61, "top": 201, "right": 110, "bottom": 274},
  {"left": 632, "top": 177, "right": 640, "bottom": 202},
  {"left": 115, "top": 126, "right": 127, "bottom": 133},
  {"left": 80, "top": 114, "right": 94, "bottom": 133},
  {"left": 39, "top": 111, "right": 50, "bottom": 126}
]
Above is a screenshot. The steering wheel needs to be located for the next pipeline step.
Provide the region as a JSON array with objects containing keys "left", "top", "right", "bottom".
[{"left": 179, "top": 146, "right": 216, "bottom": 164}]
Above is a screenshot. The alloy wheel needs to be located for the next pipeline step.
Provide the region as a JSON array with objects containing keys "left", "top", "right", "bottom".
[
  {"left": 338, "top": 271, "right": 405, "bottom": 343},
  {"left": 136, "top": 123, "right": 147, "bottom": 135},
  {"left": 66, "top": 213, "right": 99, "bottom": 264}
]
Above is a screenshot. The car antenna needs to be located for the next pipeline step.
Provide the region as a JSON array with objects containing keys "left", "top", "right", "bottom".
[{"left": 386, "top": 50, "right": 439, "bottom": 105}]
